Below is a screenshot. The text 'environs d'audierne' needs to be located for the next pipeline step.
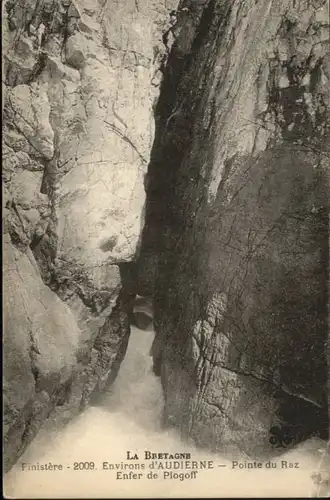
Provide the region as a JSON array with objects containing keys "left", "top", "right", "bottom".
[{"left": 19, "top": 449, "right": 300, "bottom": 482}]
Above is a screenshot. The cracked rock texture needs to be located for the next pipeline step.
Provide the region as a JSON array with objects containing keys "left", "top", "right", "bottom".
[
  {"left": 139, "top": 0, "right": 330, "bottom": 457},
  {"left": 3, "top": 0, "right": 177, "bottom": 471}
]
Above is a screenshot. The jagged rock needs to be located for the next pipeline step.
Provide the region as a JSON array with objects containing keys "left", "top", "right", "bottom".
[
  {"left": 139, "top": 0, "right": 330, "bottom": 457},
  {"left": 3, "top": 235, "right": 81, "bottom": 470},
  {"left": 3, "top": 0, "right": 179, "bottom": 471},
  {"left": 65, "top": 32, "right": 92, "bottom": 68},
  {"left": 4, "top": 36, "right": 37, "bottom": 86},
  {"left": 6, "top": 0, "right": 328, "bottom": 474},
  {"left": 10, "top": 170, "right": 48, "bottom": 210},
  {"left": 5, "top": 84, "right": 54, "bottom": 159}
]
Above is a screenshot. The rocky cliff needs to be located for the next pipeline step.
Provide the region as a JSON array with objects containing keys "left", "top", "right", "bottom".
[
  {"left": 3, "top": 0, "right": 330, "bottom": 474},
  {"left": 3, "top": 0, "right": 177, "bottom": 471},
  {"left": 138, "top": 0, "right": 330, "bottom": 457}
]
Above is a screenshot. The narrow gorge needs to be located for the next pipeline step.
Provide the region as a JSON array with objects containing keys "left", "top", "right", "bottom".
[{"left": 3, "top": 0, "right": 330, "bottom": 495}]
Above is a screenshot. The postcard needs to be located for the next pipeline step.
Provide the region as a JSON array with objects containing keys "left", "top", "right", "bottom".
[{"left": 3, "top": 0, "right": 330, "bottom": 497}]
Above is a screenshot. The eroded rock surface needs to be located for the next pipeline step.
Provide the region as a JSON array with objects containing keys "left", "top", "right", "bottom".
[
  {"left": 139, "top": 0, "right": 330, "bottom": 457},
  {"left": 3, "top": 0, "right": 329, "bottom": 473},
  {"left": 3, "top": 0, "right": 177, "bottom": 471}
]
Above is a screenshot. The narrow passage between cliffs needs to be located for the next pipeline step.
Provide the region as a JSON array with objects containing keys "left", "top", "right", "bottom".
[{"left": 4, "top": 305, "right": 327, "bottom": 498}]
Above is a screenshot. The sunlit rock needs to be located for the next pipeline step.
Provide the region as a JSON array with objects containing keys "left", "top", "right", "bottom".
[{"left": 3, "top": 0, "right": 177, "bottom": 470}]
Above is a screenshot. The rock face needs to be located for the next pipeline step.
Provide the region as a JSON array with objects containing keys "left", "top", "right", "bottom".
[
  {"left": 3, "top": 0, "right": 329, "bottom": 473},
  {"left": 3, "top": 0, "right": 177, "bottom": 471},
  {"left": 139, "top": 0, "right": 330, "bottom": 456}
]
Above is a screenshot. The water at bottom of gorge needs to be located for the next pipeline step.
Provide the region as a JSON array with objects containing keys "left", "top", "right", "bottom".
[{"left": 4, "top": 325, "right": 328, "bottom": 498}]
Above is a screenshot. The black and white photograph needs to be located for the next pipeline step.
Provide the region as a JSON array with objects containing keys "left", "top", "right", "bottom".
[{"left": 2, "top": 0, "right": 330, "bottom": 497}]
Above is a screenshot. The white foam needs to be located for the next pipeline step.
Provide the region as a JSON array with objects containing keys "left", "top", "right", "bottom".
[{"left": 4, "top": 327, "right": 326, "bottom": 498}]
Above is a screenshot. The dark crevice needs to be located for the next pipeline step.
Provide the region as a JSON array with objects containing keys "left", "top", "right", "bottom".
[{"left": 136, "top": 0, "right": 330, "bottom": 455}]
